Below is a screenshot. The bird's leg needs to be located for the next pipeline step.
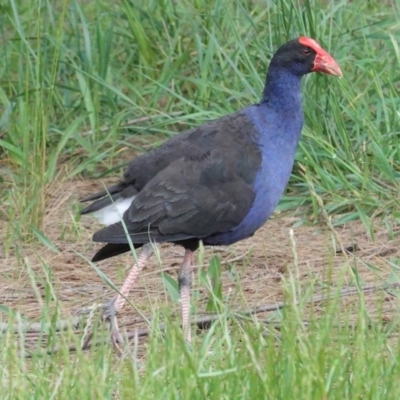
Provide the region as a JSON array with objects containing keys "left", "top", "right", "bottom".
[
  {"left": 83, "top": 243, "right": 154, "bottom": 353},
  {"left": 106, "top": 243, "right": 154, "bottom": 348},
  {"left": 178, "top": 249, "right": 194, "bottom": 343},
  {"left": 109, "top": 243, "right": 154, "bottom": 312}
]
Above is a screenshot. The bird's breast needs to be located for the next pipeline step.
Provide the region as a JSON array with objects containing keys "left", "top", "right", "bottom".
[{"left": 205, "top": 107, "right": 302, "bottom": 246}]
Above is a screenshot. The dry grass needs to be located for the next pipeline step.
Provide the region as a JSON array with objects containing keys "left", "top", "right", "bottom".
[{"left": 1, "top": 179, "right": 400, "bottom": 355}]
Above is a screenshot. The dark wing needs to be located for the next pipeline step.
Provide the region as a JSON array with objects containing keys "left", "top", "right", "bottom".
[
  {"left": 80, "top": 110, "right": 256, "bottom": 214},
  {"left": 92, "top": 126, "right": 262, "bottom": 245}
]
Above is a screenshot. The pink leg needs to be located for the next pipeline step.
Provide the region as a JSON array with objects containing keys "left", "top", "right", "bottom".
[
  {"left": 103, "top": 243, "right": 154, "bottom": 349},
  {"left": 113, "top": 243, "right": 154, "bottom": 310},
  {"left": 178, "top": 249, "right": 194, "bottom": 343}
]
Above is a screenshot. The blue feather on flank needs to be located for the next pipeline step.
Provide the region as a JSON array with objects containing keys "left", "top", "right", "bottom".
[{"left": 206, "top": 68, "right": 304, "bottom": 246}]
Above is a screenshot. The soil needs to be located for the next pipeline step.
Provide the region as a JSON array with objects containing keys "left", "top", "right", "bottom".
[{"left": 1, "top": 178, "right": 400, "bottom": 355}]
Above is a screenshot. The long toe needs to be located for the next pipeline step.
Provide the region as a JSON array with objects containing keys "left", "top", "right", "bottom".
[
  {"left": 109, "top": 318, "right": 126, "bottom": 356},
  {"left": 102, "top": 298, "right": 118, "bottom": 321},
  {"left": 79, "top": 298, "right": 127, "bottom": 354},
  {"left": 100, "top": 298, "right": 127, "bottom": 350}
]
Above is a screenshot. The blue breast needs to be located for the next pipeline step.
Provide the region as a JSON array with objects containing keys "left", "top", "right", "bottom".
[{"left": 205, "top": 103, "right": 303, "bottom": 246}]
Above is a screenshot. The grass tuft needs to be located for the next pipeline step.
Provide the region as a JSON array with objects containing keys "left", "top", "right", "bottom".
[{"left": 1, "top": 0, "right": 400, "bottom": 398}]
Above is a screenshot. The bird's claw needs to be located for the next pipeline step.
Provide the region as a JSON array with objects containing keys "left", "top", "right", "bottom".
[
  {"left": 101, "top": 298, "right": 125, "bottom": 348},
  {"left": 101, "top": 298, "right": 118, "bottom": 321},
  {"left": 100, "top": 298, "right": 130, "bottom": 356},
  {"left": 80, "top": 297, "right": 127, "bottom": 355}
]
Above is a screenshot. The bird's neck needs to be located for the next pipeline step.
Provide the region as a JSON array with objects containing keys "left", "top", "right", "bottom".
[{"left": 261, "top": 68, "right": 303, "bottom": 111}]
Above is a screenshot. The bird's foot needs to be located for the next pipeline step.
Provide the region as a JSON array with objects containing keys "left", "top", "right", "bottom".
[
  {"left": 101, "top": 298, "right": 126, "bottom": 355},
  {"left": 79, "top": 298, "right": 127, "bottom": 356}
]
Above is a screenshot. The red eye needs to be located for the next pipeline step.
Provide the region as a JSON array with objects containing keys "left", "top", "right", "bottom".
[{"left": 303, "top": 48, "right": 311, "bottom": 55}]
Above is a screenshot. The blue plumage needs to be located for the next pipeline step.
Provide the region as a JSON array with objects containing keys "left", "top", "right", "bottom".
[
  {"left": 81, "top": 37, "right": 342, "bottom": 259},
  {"left": 206, "top": 101, "right": 303, "bottom": 246},
  {"left": 79, "top": 37, "right": 342, "bottom": 348}
]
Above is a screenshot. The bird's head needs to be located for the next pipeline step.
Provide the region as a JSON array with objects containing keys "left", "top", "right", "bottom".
[{"left": 270, "top": 36, "right": 342, "bottom": 78}]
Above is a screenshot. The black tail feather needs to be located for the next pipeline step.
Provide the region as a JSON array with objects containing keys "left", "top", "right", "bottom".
[
  {"left": 80, "top": 193, "right": 121, "bottom": 215},
  {"left": 92, "top": 243, "right": 144, "bottom": 262},
  {"left": 80, "top": 183, "right": 122, "bottom": 203}
]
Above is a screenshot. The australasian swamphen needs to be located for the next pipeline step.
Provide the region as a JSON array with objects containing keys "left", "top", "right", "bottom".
[{"left": 80, "top": 37, "right": 342, "bottom": 350}]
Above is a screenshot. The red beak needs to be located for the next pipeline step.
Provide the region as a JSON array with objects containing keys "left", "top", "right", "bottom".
[
  {"left": 312, "top": 49, "right": 343, "bottom": 78},
  {"left": 298, "top": 37, "right": 343, "bottom": 78}
]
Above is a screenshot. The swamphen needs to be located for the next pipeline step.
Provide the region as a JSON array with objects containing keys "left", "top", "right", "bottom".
[{"left": 80, "top": 37, "right": 342, "bottom": 349}]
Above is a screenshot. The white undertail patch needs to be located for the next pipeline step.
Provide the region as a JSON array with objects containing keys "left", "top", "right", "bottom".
[{"left": 92, "top": 196, "right": 135, "bottom": 226}]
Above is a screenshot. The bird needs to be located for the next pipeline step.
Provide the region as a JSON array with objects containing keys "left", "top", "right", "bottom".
[{"left": 80, "top": 37, "right": 342, "bottom": 351}]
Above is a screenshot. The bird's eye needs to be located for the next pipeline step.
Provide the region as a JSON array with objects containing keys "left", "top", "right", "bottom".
[{"left": 303, "top": 48, "right": 311, "bottom": 55}]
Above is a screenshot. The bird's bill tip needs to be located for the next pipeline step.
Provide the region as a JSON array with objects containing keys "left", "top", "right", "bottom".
[{"left": 312, "top": 51, "right": 343, "bottom": 78}]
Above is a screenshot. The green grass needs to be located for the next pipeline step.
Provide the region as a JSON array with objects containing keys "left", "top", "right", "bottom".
[
  {"left": 2, "top": 269, "right": 400, "bottom": 399},
  {"left": 2, "top": 0, "right": 400, "bottom": 238},
  {"left": 1, "top": 0, "right": 400, "bottom": 398}
]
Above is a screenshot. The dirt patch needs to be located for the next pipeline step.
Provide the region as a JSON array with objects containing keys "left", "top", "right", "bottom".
[{"left": 1, "top": 179, "right": 400, "bottom": 353}]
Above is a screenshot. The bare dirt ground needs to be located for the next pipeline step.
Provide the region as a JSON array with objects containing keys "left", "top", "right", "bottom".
[{"left": 1, "top": 178, "right": 400, "bottom": 354}]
